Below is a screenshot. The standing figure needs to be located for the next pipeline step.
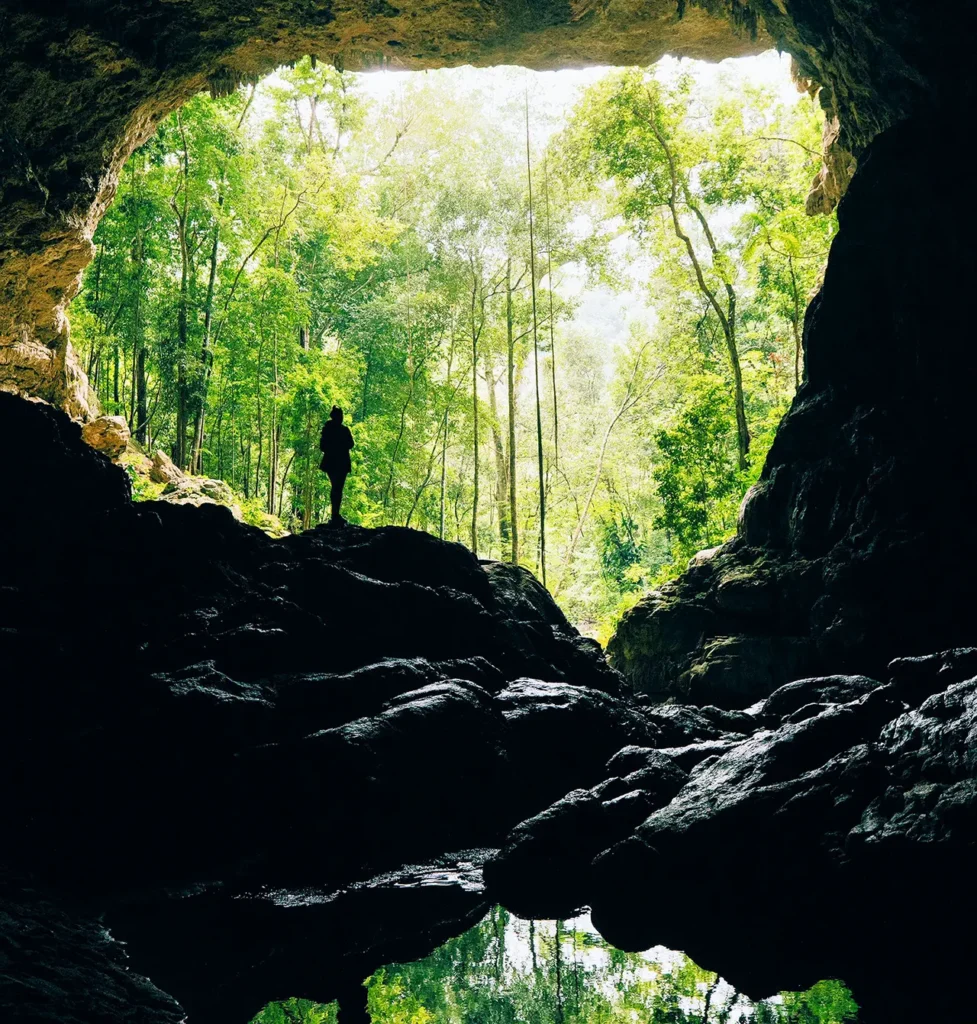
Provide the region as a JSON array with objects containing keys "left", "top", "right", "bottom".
[{"left": 319, "top": 406, "right": 354, "bottom": 524}]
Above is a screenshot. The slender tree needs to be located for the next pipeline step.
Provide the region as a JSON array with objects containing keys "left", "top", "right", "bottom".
[
  {"left": 505, "top": 258, "right": 519, "bottom": 564},
  {"left": 525, "top": 88, "right": 546, "bottom": 587},
  {"left": 543, "top": 155, "right": 560, "bottom": 472}
]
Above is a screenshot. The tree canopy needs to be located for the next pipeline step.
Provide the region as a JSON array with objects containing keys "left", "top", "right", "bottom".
[
  {"left": 252, "top": 909, "right": 859, "bottom": 1024},
  {"left": 73, "top": 55, "right": 835, "bottom": 635}
]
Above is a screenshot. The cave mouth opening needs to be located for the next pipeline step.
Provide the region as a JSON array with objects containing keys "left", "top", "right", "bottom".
[
  {"left": 71, "top": 49, "right": 832, "bottom": 639},
  {"left": 251, "top": 906, "right": 859, "bottom": 1024}
]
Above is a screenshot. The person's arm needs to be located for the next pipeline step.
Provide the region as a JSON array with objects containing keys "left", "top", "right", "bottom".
[{"left": 347, "top": 427, "right": 354, "bottom": 450}]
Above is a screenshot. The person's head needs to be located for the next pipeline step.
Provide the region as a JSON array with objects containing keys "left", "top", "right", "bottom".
[{"left": 330, "top": 406, "right": 343, "bottom": 423}]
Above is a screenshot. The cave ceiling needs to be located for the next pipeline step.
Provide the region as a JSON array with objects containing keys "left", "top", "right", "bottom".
[{"left": 2, "top": 0, "right": 970, "bottom": 417}]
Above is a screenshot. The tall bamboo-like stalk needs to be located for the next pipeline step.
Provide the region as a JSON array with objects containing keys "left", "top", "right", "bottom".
[
  {"left": 440, "top": 410, "right": 449, "bottom": 540},
  {"left": 505, "top": 259, "right": 519, "bottom": 565},
  {"left": 543, "top": 155, "right": 559, "bottom": 471},
  {"left": 470, "top": 266, "right": 480, "bottom": 556},
  {"left": 525, "top": 87, "right": 546, "bottom": 588}
]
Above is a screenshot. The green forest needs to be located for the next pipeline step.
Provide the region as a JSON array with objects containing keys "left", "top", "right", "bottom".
[
  {"left": 252, "top": 908, "right": 858, "bottom": 1023},
  {"left": 72, "top": 55, "right": 835, "bottom": 636}
]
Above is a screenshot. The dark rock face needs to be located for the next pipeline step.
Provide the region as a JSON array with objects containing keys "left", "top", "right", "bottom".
[
  {"left": 0, "top": 874, "right": 184, "bottom": 1024},
  {"left": 0, "top": 392, "right": 638, "bottom": 1023},
  {"left": 610, "top": 109, "right": 977, "bottom": 707},
  {"left": 5, "top": 383, "right": 977, "bottom": 1024},
  {"left": 486, "top": 650, "right": 977, "bottom": 1023}
]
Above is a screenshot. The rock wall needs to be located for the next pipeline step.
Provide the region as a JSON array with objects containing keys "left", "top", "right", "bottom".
[{"left": 609, "top": 103, "right": 977, "bottom": 706}]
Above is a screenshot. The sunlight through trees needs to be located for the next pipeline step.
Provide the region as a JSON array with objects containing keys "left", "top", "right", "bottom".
[{"left": 71, "top": 55, "right": 835, "bottom": 635}]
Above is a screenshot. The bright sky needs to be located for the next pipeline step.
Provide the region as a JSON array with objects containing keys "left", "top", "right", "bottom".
[
  {"left": 260, "top": 51, "right": 806, "bottom": 360},
  {"left": 263, "top": 49, "right": 799, "bottom": 144},
  {"left": 354, "top": 49, "right": 800, "bottom": 140},
  {"left": 352, "top": 50, "right": 804, "bottom": 355}
]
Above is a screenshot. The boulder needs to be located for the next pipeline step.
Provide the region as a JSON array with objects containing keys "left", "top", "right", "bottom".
[
  {"left": 683, "top": 634, "right": 819, "bottom": 709},
  {"left": 484, "top": 750, "right": 689, "bottom": 919},
  {"left": 0, "top": 874, "right": 184, "bottom": 1024},
  {"left": 149, "top": 450, "right": 185, "bottom": 486},
  {"left": 80, "top": 414, "right": 129, "bottom": 459},
  {"left": 0, "top": 393, "right": 131, "bottom": 543},
  {"left": 483, "top": 561, "right": 625, "bottom": 692},
  {"left": 759, "top": 673, "right": 883, "bottom": 722},
  {"left": 579, "top": 659, "right": 977, "bottom": 1021},
  {"left": 606, "top": 585, "right": 716, "bottom": 700},
  {"left": 159, "top": 477, "right": 245, "bottom": 521}
]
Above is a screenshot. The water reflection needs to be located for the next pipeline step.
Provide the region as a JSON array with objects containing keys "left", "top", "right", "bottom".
[{"left": 253, "top": 907, "right": 857, "bottom": 1024}]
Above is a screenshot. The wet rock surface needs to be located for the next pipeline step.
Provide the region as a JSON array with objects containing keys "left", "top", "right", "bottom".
[{"left": 487, "top": 650, "right": 977, "bottom": 1023}]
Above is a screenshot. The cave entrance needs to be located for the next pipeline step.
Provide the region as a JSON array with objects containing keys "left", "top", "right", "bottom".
[
  {"left": 252, "top": 906, "right": 858, "bottom": 1023},
  {"left": 71, "top": 51, "right": 832, "bottom": 638}
]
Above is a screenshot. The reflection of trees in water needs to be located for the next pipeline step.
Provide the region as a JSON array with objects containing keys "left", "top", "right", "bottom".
[{"left": 253, "top": 907, "right": 858, "bottom": 1024}]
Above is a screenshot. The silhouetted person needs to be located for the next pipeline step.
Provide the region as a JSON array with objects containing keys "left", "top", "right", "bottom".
[{"left": 320, "top": 405, "right": 354, "bottom": 524}]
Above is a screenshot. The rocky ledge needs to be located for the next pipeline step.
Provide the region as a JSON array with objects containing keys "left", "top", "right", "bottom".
[
  {"left": 485, "top": 649, "right": 977, "bottom": 1022},
  {"left": 0, "top": 392, "right": 637, "bottom": 1023},
  {"left": 3, "top": 390, "right": 976, "bottom": 1024}
]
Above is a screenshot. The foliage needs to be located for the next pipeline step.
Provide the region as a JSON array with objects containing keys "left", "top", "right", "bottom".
[
  {"left": 653, "top": 373, "right": 754, "bottom": 558},
  {"left": 73, "top": 57, "right": 835, "bottom": 632},
  {"left": 252, "top": 910, "right": 858, "bottom": 1024}
]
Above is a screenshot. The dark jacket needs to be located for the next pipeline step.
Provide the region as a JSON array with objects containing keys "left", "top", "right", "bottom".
[{"left": 319, "top": 420, "right": 354, "bottom": 474}]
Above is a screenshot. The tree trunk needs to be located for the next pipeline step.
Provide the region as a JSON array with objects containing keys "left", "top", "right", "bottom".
[
  {"left": 129, "top": 160, "right": 147, "bottom": 442},
  {"left": 254, "top": 340, "right": 264, "bottom": 504},
  {"left": 486, "top": 353, "right": 510, "bottom": 552},
  {"left": 440, "top": 413, "right": 448, "bottom": 539},
  {"left": 438, "top": 336, "right": 457, "bottom": 540},
  {"left": 647, "top": 92, "right": 749, "bottom": 470},
  {"left": 135, "top": 348, "right": 148, "bottom": 445},
  {"left": 131, "top": 261, "right": 146, "bottom": 441},
  {"left": 543, "top": 157, "right": 560, "bottom": 471},
  {"left": 302, "top": 399, "right": 316, "bottom": 531},
  {"left": 173, "top": 111, "right": 192, "bottom": 469},
  {"left": 789, "top": 254, "right": 802, "bottom": 389},
  {"left": 192, "top": 220, "right": 220, "bottom": 473},
  {"left": 555, "top": 341, "right": 655, "bottom": 596},
  {"left": 555, "top": 919, "right": 564, "bottom": 1024},
  {"left": 525, "top": 93, "right": 546, "bottom": 587},
  {"left": 506, "top": 260, "right": 519, "bottom": 564},
  {"left": 113, "top": 342, "right": 120, "bottom": 410},
  {"left": 278, "top": 450, "right": 294, "bottom": 518},
  {"left": 470, "top": 274, "right": 480, "bottom": 557},
  {"left": 267, "top": 329, "right": 280, "bottom": 515},
  {"left": 383, "top": 276, "right": 415, "bottom": 513}
]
